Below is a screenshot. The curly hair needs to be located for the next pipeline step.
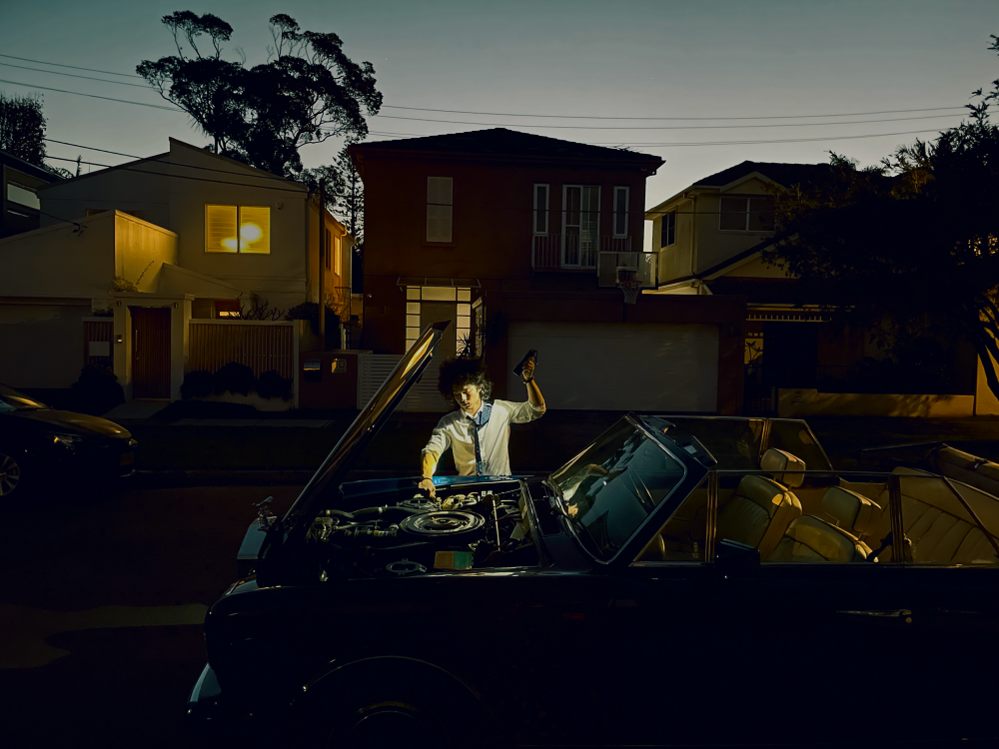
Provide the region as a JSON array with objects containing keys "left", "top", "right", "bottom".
[{"left": 437, "top": 358, "right": 493, "bottom": 402}]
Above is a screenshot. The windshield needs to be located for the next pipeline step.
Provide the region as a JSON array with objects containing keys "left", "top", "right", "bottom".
[
  {"left": 0, "top": 383, "right": 47, "bottom": 411},
  {"left": 550, "top": 420, "right": 686, "bottom": 561}
]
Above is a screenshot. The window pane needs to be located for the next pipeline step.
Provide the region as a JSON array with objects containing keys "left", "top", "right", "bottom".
[
  {"left": 427, "top": 204, "right": 453, "bottom": 242},
  {"left": 457, "top": 303, "right": 471, "bottom": 315},
  {"left": 406, "top": 315, "right": 420, "bottom": 327},
  {"left": 422, "top": 286, "right": 456, "bottom": 301},
  {"left": 457, "top": 288, "right": 471, "bottom": 302},
  {"left": 7, "top": 183, "right": 39, "bottom": 210},
  {"left": 720, "top": 197, "right": 746, "bottom": 231},
  {"left": 635, "top": 474, "right": 708, "bottom": 562},
  {"left": 406, "top": 287, "right": 420, "bottom": 300},
  {"left": 457, "top": 315, "right": 471, "bottom": 328},
  {"left": 406, "top": 302, "right": 420, "bottom": 314},
  {"left": 239, "top": 206, "right": 271, "bottom": 254},
  {"left": 206, "top": 204, "right": 238, "bottom": 253},
  {"left": 748, "top": 197, "right": 774, "bottom": 231}
]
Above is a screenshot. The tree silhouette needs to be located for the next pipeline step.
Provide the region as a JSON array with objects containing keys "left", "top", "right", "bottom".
[
  {"left": 769, "top": 34, "right": 999, "bottom": 399},
  {"left": 137, "top": 11, "right": 382, "bottom": 177}
]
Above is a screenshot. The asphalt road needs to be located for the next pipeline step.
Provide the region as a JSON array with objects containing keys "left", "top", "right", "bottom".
[{"left": 0, "top": 483, "right": 303, "bottom": 749}]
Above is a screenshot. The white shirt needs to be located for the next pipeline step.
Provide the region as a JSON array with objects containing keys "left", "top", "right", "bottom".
[{"left": 422, "top": 399, "right": 545, "bottom": 476}]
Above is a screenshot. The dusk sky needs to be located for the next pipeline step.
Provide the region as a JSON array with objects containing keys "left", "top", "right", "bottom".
[{"left": 2, "top": 0, "right": 997, "bottom": 222}]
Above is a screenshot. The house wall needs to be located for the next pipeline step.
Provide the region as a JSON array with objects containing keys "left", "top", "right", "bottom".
[
  {"left": 113, "top": 212, "right": 179, "bottom": 293},
  {"left": 0, "top": 211, "right": 117, "bottom": 299},
  {"left": 0, "top": 299, "right": 92, "bottom": 388},
  {"left": 38, "top": 156, "right": 172, "bottom": 227},
  {"left": 362, "top": 154, "right": 651, "bottom": 283},
  {"left": 693, "top": 178, "right": 775, "bottom": 274}
]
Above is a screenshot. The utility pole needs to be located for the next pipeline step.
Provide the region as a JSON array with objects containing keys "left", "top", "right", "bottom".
[{"left": 318, "top": 180, "right": 326, "bottom": 351}]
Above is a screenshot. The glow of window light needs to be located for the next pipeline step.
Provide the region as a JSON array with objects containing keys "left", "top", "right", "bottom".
[
  {"left": 222, "top": 238, "right": 239, "bottom": 251},
  {"left": 240, "top": 223, "right": 262, "bottom": 242}
]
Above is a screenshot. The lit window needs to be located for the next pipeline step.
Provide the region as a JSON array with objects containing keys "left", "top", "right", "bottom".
[
  {"left": 334, "top": 235, "right": 342, "bottom": 276},
  {"left": 427, "top": 177, "right": 453, "bottom": 243},
  {"left": 206, "top": 204, "right": 271, "bottom": 254}
]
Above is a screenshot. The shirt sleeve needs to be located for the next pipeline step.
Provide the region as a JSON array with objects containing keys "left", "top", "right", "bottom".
[
  {"left": 497, "top": 398, "right": 545, "bottom": 425},
  {"left": 422, "top": 415, "right": 452, "bottom": 459}
]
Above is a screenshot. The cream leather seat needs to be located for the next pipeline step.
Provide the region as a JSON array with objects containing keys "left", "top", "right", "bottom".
[
  {"left": 874, "top": 467, "right": 999, "bottom": 564},
  {"left": 716, "top": 449, "right": 804, "bottom": 560},
  {"left": 770, "top": 486, "right": 875, "bottom": 563}
]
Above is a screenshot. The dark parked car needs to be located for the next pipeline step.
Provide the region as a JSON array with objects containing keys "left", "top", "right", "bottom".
[
  {"left": 189, "top": 324, "right": 999, "bottom": 748},
  {"left": 0, "top": 382, "right": 137, "bottom": 499}
]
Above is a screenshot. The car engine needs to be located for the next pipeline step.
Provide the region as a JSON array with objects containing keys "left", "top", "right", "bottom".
[{"left": 306, "top": 487, "right": 537, "bottom": 579}]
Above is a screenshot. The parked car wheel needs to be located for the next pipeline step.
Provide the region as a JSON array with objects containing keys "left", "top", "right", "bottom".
[
  {"left": 304, "top": 661, "right": 490, "bottom": 749},
  {"left": 0, "top": 446, "right": 26, "bottom": 499}
]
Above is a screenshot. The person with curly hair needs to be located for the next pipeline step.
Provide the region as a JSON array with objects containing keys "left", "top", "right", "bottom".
[{"left": 417, "top": 356, "right": 545, "bottom": 498}]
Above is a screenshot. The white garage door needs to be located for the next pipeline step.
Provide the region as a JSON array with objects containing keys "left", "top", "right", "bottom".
[{"left": 508, "top": 321, "right": 718, "bottom": 412}]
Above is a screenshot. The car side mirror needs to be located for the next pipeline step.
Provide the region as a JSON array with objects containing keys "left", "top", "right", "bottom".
[{"left": 715, "top": 538, "right": 760, "bottom": 576}]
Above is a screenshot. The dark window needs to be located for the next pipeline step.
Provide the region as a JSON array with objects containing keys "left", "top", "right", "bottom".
[
  {"left": 720, "top": 196, "right": 774, "bottom": 232},
  {"left": 661, "top": 210, "right": 676, "bottom": 247}
]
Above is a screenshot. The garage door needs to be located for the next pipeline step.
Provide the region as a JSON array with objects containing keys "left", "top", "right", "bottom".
[{"left": 507, "top": 321, "right": 718, "bottom": 411}]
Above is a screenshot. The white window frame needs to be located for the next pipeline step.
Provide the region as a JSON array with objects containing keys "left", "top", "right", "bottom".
[
  {"left": 427, "top": 176, "right": 453, "bottom": 243},
  {"left": 612, "top": 186, "right": 629, "bottom": 238},
  {"left": 533, "top": 183, "right": 549, "bottom": 235}
]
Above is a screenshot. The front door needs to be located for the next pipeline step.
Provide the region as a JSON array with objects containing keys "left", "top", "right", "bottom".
[{"left": 131, "top": 307, "right": 171, "bottom": 398}]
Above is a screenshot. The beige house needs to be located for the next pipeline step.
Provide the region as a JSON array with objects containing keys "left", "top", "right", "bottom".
[
  {"left": 645, "top": 161, "right": 993, "bottom": 417},
  {"left": 0, "top": 139, "right": 352, "bottom": 402}
]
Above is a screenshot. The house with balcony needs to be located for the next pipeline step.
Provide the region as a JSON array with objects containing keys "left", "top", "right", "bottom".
[
  {"left": 0, "top": 138, "right": 352, "bottom": 404},
  {"left": 646, "top": 161, "right": 988, "bottom": 417},
  {"left": 350, "top": 129, "right": 747, "bottom": 413}
]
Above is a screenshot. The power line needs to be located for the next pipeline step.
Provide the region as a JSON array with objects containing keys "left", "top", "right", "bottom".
[
  {"left": 372, "top": 112, "right": 966, "bottom": 131},
  {"left": 381, "top": 103, "right": 970, "bottom": 121},
  {"left": 598, "top": 127, "right": 956, "bottom": 148},
  {"left": 0, "top": 78, "right": 182, "bottom": 112},
  {"left": 0, "top": 53, "right": 973, "bottom": 125},
  {"left": 0, "top": 54, "right": 144, "bottom": 78},
  {"left": 0, "top": 62, "right": 153, "bottom": 89}
]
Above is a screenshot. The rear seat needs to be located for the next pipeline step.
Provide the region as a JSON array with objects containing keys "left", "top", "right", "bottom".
[
  {"left": 874, "top": 467, "right": 999, "bottom": 564},
  {"left": 770, "top": 486, "right": 875, "bottom": 563}
]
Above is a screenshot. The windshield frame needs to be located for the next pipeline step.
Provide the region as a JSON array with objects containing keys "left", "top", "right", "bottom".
[{"left": 549, "top": 414, "right": 700, "bottom": 566}]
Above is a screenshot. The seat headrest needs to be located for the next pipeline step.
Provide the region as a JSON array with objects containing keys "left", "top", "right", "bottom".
[
  {"left": 760, "top": 448, "right": 806, "bottom": 488},
  {"left": 821, "top": 486, "right": 881, "bottom": 536}
]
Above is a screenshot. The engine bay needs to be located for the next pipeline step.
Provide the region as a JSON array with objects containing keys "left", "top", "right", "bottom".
[{"left": 306, "top": 482, "right": 538, "bottom": 579}]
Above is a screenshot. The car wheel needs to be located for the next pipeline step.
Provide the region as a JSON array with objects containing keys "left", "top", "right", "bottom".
[
  {"left": 304, "top": 659, "right": 493, "bottom": 749},
  {"left": 0, "top": 448, "right": 25, "bottom": 499}
]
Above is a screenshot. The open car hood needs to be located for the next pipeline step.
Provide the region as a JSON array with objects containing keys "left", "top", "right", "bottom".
[{"left": 280, "top": 322, "right": 448, "bottom": 533}]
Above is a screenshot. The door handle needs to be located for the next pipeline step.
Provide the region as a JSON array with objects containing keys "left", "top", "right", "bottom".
[{"left": 837, "top": 609, "right": 912, "bottom": 623}]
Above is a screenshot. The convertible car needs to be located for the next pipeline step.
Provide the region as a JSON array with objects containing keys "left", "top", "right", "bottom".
[{"left": 189, "top": 323, "right": 999, "bottom": 748}]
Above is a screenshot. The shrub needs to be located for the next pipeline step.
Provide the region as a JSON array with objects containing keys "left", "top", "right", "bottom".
[
  {"left": 70, "top": 365, "right": 125, "bottom": 415},
  {"left": 180, "top": 370, "right": 213, "bottom": 399},
  {"left": 212, "top": 361, "right": 257, "bottom": 396},
  {"left": 257, "top": 369, "right": 293, "bottom": 400}
]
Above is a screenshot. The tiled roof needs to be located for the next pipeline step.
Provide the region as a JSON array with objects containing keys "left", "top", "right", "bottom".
[
  {"left": 351, "top": 128, "right": 663, "bottom": 165},
  {"left": 697, "top": 160, "right": 831, "bottom": 188}
]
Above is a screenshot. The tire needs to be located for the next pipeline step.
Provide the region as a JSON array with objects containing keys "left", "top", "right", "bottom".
[
  {"left": 0, "top": 447, "right": 26, "bottom": 499},
  {"left": 302, "top": 658, "right": 493, "bottom": 749}
]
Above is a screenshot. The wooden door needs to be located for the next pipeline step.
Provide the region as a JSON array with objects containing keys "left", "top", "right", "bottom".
[{"left": 131, "top": 307, "right": 171, "bottom": 398}]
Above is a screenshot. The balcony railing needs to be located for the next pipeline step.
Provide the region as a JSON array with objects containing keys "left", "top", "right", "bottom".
[{"left": 532, "top": 234, "right": 656, "bottom": 288}]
